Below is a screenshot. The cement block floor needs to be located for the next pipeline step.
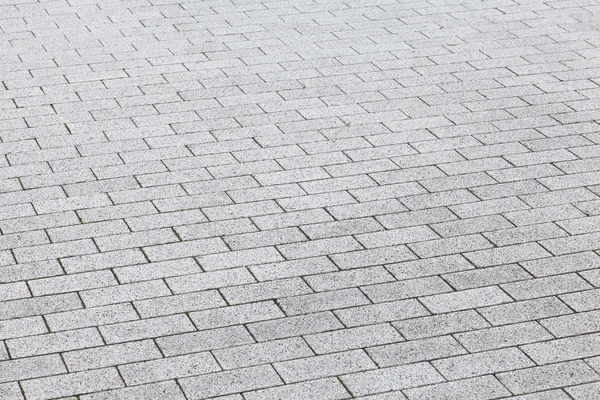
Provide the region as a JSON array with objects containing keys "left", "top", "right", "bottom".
[{"left": 1, "top": 0, "right": 600, "bottom": 398}]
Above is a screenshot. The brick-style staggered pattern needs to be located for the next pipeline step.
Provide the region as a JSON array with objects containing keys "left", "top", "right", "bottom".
[{"left": 1, "top": 0, "right": 600, "bottom": 398}]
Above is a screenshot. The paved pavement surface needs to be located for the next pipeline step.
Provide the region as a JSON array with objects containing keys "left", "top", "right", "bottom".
[{"left": 1, "top": 0, "right": 600, "bottom": 398}]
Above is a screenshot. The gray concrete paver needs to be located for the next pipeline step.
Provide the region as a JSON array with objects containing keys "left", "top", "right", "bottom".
[{"left": 1, "top": 0, "right": 600, "bottom": 398}]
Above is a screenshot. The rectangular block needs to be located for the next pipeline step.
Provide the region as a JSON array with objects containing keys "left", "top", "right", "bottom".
[
  {"left": 214, "top": 337, "right": 313, "bottom": 370},
  {"left": 114, "top": 258, "right": 201, "bottom": 283},
  {"left": 248, "top": 312, "right": 343, "bottom": 341},
  {"left": 95, "top": 228, "right": 178, "bottom": 252},
  {"left": 221, "top": 278, "right": 313, "bottom": 305},
  {"left": 329, "top": 199, "right": 406, "bottom": 220},
  {"left": 143, "top": 237, "right": 228, "bottom": 262},
  {"left": 188, "top": 299, "right": 283, "bottom": 329},
  {"left": 29, "top": 270, "right": 117, "bottom": 296},
  {"left": 167, "top": 268, "right": 256, "bottom": 294},
  {"left": 442, "top": 264, "right": 531, "bottom": 290},
  {"left": 335, "top": 299, "right": 430, "bottom": 327},
  {"left": 119, "top": 352, "right": 221, "bottom": 385},
  {"left": 501, "top": 274, "right": 592, "bottom": 300},
  {"left": 497, "top": 361, "right": 599, "bottom": 395},
  {"left": 561, "top": 289, "right": 600, "bottom": 312},
  {"left": 133, "top": 290, "right": 225, "bottom": 318},
  {"left": 61, "top": 249, "right": 147, "bottom": 273},
  {"left": 14, "top": 239, "right": 98, "bottom": 263},
  {"left": 0, "top": 293, "right": 82, "bottom": 320},
  {"left": 541, "top": 310, "right": 600, "bottom": 337},
  {"left": 361, "top": 277, "right": 452, "bottom": 303},
  {"left": 304, "top": 324, "right": 403, "bottom": 354},
  {"left": 330, "top": 246, "right": 417, "bottom": 269},
  {"left": 432, "top": 347, "right": 534, "bottom": 380},
  {"left": 251, "top": 257, "right": 339, "bottom": 282},
  {"left": 224, "top": 227, "right": 306, "bottom": 250},
  {"left": 430, "top": 214, "right": 513, "bottom": 238},
  {"left": 455, "top": 322, "right": 554, "bottom": 352},
  {"left": 393, "top": 310, "right": 490, "bottom": 340},
  {"left": 63, "top": 340, "right": 162, "bottom": 372},
  {"left": 277, "top": 236, "right": 363, "bottom": 259},
  {"left": 521, "top": 252, "right": 600, "bottom": 277},
  {"left": 355, "top": 226, "right": 439, "bottom": 248},
  {"left": 478, "top": 297, "right": 572, "bottom": 326},
  {"left": 243, "top": 378, "right": 350, "bottom": 400},
  {"left": 198, "top": 247, "right": 284, "bottom": 270},
  {"left": 99, "top": 314, "right": 195, "bottom": 343},
  {"left": 81, "top": 381, "right": 186, "bottom": 400},
  {"left": 21, "top": 368, "right": 124, "bottom": 400},
  {"left": 408, "top": 234, "right": 493, "bottom": 258},
  {"left": 279, "top": 288, "right": 369, "bottom": 315},
  {"left": 521, "top": 333, "right": 600, "bottom": 365},
  {"left": 341, "top": 362, "right": 444, "bottom": 397},
  {"left": 80, "top": 280, "right": 171, "bottom": 307},
  {"left": 387, "top": 254, "right": 474, "bottom": 280},
  {"left": 7, "top": 327, "right": 103, "bottom": 358},
  {"left": 0, "top": 354, "right": 66, "bottom": 384},
  {"left": 0, "top": 316, "right": 47, "bottom": 340},
  {"left": 367, "top": 336, "right": 466, "bottom": 367},
  {"left": 420, "top": 286, "right": 512, "bottom": 314},
  {"left": 179, "top": 365, "right": 283, "bottom": 399},
  {"left": 45, "top": 303, "right": 138, "bottom": 331},
  {"left": 157, "top": 326, "right": 255, "bottom": 357},
  {"left": 274, "top": 350, "right": 376, "bottom": 383},
  {"left": 404, "top": 376, "right": 511, "bottom": 400},
  {"left": 464, "top": 243, "right": 552, "bottom": 267}
]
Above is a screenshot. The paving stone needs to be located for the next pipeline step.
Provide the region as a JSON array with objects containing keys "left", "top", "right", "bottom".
[
  {"left": 420, "top": 286, "right": 512, "bottom": 313},
  {"left": 497, "top": 361, "right": 600, "bottom": 395},
  {"left": 503, "top": 391, "right": 571, "bottom": 400},
  {"left": 6, "top": 328, "right": 103, "bottom": 358},
  {"left": 118, "top": 352, "right": 221, "bottom": 385},
  {"left": 45, "top": 303, "right": 139, "bottom": 331},
  {"left": 133, "top": 290, "right": 225, "bottom": 318},
  {"left": 341, "top": 362, "right": 445, "bottom": 397},
  {"left": 278, "top": 288, "right": 370, "bottom": 315},
  {"left": 167, "top": 267, "right": 256, "bottom": 294},
  {"left": 560, "top": 289, "right": 600, "bottom": 312},
  {"left": 243, "top": 378, "right": 350, "bottom": 400},
  {"left": 367, "top": 335, "right": 466, "bottom": 367},
  {"left": 0, "top": 355, "right": 66, "bottom": 384},
  {"left": 540, "top": 310, "right": 600, "bottom": 337},
  {"left": 478, "top": 296, "right": 573, "bottom": 326},
  {"left": 157, "top": 325, "right": 255, "bottom": 356},
  {"left": 179, "top": 365, "right": 283, "bottom": 399},
  {"left": 361, "top": 276, "right": 452, "bottom": 303},
  {"left": 304, "top": 323, "right": 403, "bottom": 354},
  {"left": 403, "top": 376, "right": 511, "bottom": 400},
  {"left": 432, "top": 347, "right": 535, "bottom": 380},
  {"left": 521, "top": 252, "right": 600, "bottom": 277},
  {"left": 304, "top": 266, "right": 395, "bottom": 292},
  {"left": 0, "top": 383, "right": 23, "bottom": 400},
  {"left": 80, "top": 381, "right": 186, "bottom": 400},
  {"left": 80, "top": 280, "right": 172, "bottom": 307},
  {"left": 274, "top": 350, "right": 376, "bottom": 383},
  {"left": 99, "top": 314, "right": 196, "bottom": 344},
  {"left": 393, "top": 310, "right": 490, "bottom": 340},
  {"left": 566, "top": 382, "right": 600, "bottom": 400},
  {"left": 335, "top": 299, "right": 430, "bottom": 327},
  {"left": 63, "top": 340, "right": 162, "bottom": 372},
  {"left": 21, "top": 368, "right": 124, "bottom": 400},
  {"left": 455, "top": 322, "right": 554, "bottom": 352},
  {"left": 501, "top": 274, "right": 593, "bottom": 300},
  {"left": 213, "top": 337, "right": 313, "bottom": 370},
  {"left": 521, "top": 333, "right": 600, "bottom": 364}
]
